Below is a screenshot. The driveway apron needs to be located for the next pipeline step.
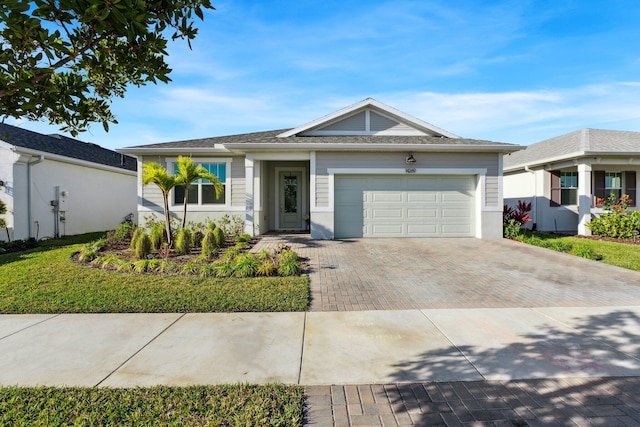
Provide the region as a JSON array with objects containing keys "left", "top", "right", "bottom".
[{"left": 252, "top": 236, "right": 640, "bottom": 311}]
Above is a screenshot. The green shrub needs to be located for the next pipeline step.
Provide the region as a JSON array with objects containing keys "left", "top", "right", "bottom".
[
  {"left": 278, "top": 259, "right": 301, "bottom": 276},
  {"left": 133, "top": 258, "right": 162, "bottom": 273},
  {"left": 192, "top": 230, "right": 204, "bottom": 248},
  {"left": 218, "top": 214, "right": 245, "bottom": 238},
  {"left": 237, "top": 233, "right": 253, "bottom": 243},
  {"left": 587, "top": 210, "right": 640, "bottom": 238},
  {"left": 201, "top": 229, "right": 218, "bottom": 258},
  {"left": 503, "top": 219, "right": 523, "bottom": 240},
  {"left": 112, "top": 221, "right": 135, "bottom": 242},
  {"left": 78, "top": 238, "right": 106, "bottom": 262},
  {"left": 278, "top": 249, "right": 299, "bottom": 263},
  {"left": 258, "top": 260, "right": 277, "bottom": 276},
  {"left": 221, "top": 246, "right": 240, "bottom": 262},
  {"left": 130, "top": 228, "right": 142, "bottom": 249},
  {"left": 149, "top": 223, "right": 167, "bottom": 251},
  {"left": 175, "top": 228, "right": 192, "bottom": 255},
  {"left": 233, "top": 253, "right": 260, "bottom": 278},
  {"left": 213, "top": 226, "right": 225, "bottom": 247},
  {"left": 213, "top": 259, "right": 235, "bottom": 278},
  {"left": 135, "top": 233, "right": 152, "bottom": 260}
]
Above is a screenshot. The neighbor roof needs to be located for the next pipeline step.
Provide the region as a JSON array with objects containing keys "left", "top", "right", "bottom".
[
  {"left": 0, "top": 123, "right": 136, "bottom": 171},
  {"left": 504, "top": 128, "right": 640, "bottom": 171}
]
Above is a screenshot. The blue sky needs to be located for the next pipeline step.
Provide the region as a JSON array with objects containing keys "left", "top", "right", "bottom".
[{"left": 7, "top": 0, "right": 640, "bottom": 150}]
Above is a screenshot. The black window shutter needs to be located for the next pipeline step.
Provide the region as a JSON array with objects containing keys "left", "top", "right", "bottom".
[
  {"left": 625, "top": 171, "right": 636, "bottom": 207},
  {"left": 594, "top": 171, "right": 606, "bottom": 200}
]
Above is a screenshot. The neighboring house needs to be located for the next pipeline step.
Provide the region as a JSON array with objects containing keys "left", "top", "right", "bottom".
[
  {"left": 120, "top": 98, "right": 521, "bottom": 239},
  {"left": 503, "top": 128, "right": 640, "bottom": 235},
  {"left": 0, "top": 123, "right": 137, "bottom": 241}
]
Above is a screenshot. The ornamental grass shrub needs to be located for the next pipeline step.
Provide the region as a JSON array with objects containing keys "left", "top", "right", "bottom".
[
  {"left": 135, "top": 233, "right": 152, "bottom": 260},
  {"left": 175, "top": 228, "right": 192, "bottom": 255},
  {"left": 201, "top": 229, "right": 218, "bottom": 258}
]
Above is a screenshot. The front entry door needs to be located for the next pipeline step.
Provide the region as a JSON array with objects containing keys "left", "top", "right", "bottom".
[{"left": 279, "top": 171, "right": 302, "bottom": 229}]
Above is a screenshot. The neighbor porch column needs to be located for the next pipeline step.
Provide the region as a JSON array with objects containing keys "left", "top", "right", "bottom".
[
  {"left": 245, "top": 158, "right": 255, "bottom": 236},
  {"left": 577, "top": 161, "right": 592, "bottom": 235}
]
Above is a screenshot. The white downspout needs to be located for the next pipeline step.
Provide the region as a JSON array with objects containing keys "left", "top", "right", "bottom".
[
  {"left": 27, "top": 155, "right": 45, "bottom": 238},
  {"left": 524, "top": 165, "right": 537, "bottom": 229}
]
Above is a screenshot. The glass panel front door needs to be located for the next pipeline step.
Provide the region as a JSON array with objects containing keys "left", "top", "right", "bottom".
[{"left": 279, "top": 171, "right": 302, "bottom": 229}]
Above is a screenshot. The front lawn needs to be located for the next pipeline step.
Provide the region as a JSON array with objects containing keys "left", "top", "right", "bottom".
[
  {"left": 514, "top": 231, "right": 640, "bottom": 272},
  {"left": 0, "top": 234, "right": 309, "bottom": 313},
  {"left": 0, "top": 384, "right": 304, "bottom": 426}
]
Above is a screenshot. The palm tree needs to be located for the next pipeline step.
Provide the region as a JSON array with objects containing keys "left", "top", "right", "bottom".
[
  {"left": 142, "top": 162, "right": 178, "bottom": 246},
  {"left": 174, "top": 156, "right": 223, "bottom": 229}
]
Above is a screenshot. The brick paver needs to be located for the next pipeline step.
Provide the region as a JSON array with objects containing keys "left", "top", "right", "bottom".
[
  {"left": 252, "top": 235, "right": 640, "bottom": 426},
  {"left": 252, "top": 235, "right": 640, "bottom": 311},
  {"left": 305, "top": 377, "right": 640, "bottom": 426}
]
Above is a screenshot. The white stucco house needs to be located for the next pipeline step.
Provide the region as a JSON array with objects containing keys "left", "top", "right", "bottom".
[
  {"left": 0, "top": 123, "right": 138, "bottom": 241},
  {"left": 503, "top": 128, "right": 640, "bottom": 235},
  {"left": 120, "top": 98, "right": 521, "bottom": 239}
]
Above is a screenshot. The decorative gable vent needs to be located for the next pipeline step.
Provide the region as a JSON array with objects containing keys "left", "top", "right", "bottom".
[
  {"left": 277, "top": 98, "right": 460, "bottom": 139},
  {"left": 320, "top": 111, "right": 366, "bottom": 132},
  {"left": 303, "top": 108, "right": 428, "bottom": 136}
]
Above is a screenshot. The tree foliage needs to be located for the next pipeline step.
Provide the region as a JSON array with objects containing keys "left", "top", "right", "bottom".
[
  {"left": 174, "top": 156, "right": 223, "bottom": 229},
  {"left": 0, "top": 0, "right": 214, "bottom": 135},
  {"left": 142, "top": 162, "right": 177, "bottom": 246}
]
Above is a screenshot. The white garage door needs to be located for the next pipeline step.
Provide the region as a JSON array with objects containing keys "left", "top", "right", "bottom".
[{"left": 334, "top": 175, "right": 475, "bottom": 238}]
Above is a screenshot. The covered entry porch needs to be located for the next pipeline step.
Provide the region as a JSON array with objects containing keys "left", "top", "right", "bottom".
[{"left": 245, "top": 155, "right": 310, "bottom": 236}]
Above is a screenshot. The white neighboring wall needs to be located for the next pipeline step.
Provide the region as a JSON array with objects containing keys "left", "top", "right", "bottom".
[{"left": 0, "top": 146, "right": 137, "bottom": 241}]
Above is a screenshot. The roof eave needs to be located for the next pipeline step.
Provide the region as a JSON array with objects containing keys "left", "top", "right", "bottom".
[
  {"left": 11, "top": 146, "right": 136, "bottom": 175},
  {"left": 222, "top": 142, "right": 523, "bottom": 152},
  {"left": 117, "top": 147, "right": 232, "bottom": 156},
  {"left": 504, "top": 150, "right": 640, "bottom": 172}
]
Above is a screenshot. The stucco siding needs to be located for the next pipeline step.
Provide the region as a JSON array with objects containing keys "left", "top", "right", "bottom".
[{"left": 15, "top": 158, "right": 135, "bottom": 240}]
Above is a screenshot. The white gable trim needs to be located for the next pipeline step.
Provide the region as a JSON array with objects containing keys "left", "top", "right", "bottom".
[{"left": 277, "top": 98, "right": 460, "bottom": 138}]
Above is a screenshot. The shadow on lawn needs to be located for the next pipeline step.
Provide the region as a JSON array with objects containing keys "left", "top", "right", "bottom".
[
  {"left": 384, "top": 310, "right": 640, "bottom": 425},
  {"left": 0, "top": 232, "right": 105, "bottom": 266}
]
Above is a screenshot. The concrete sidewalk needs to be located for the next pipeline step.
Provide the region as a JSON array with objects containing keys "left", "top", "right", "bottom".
[{"left": 1, "top": 306, "right": 639, "bottom": 387}]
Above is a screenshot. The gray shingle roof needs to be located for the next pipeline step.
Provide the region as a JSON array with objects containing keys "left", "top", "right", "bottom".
[
  {"left": 503, "top": 128, "right": 640, "bottom": 170},
  {"left": 0, "top": 123, "right": 137, "bottom": 171},
  {"left": 125, "top": 129, "right": 518, "bottom": 150}
]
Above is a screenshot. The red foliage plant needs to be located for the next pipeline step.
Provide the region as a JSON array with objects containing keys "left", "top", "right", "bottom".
[{"left": 503, "top": 200, "right": 532, "bottom": 225}]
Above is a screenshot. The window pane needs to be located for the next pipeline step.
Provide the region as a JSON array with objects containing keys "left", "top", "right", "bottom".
[
  {"left": 202, "top": 184, "right": 225, "bottom": 204},
  {"left": 605, "top": 172, "right": 622, "bottom": 189},
  {"left": 561, "top": 188, "right": 577, "bottom": 205},
  {"left": 175, "top": 185, "right": 198, "bottom": 204},
  {"left": 560, "top": 172, "right": 577, "bottom": 188},
  {"left": 202, "top": 163, "right": 226, "bottom": 184}
]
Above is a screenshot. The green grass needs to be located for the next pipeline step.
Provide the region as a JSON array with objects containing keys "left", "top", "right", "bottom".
[
  {"left": 0, "top": 384, "right": 304, "bottom": 426},
  {"left": 0, "top": 233, "right": 309, "bottom": 313},
  {"left": 517, "top": 231, "right": 640, "bottom": 272}
]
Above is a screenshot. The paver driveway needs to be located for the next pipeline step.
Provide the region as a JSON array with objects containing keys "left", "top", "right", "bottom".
[{"left": 252, "top": 236, "right": 640, "bottom": 311}]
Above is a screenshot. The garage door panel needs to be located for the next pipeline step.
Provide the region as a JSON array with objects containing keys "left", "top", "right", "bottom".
[
  {"left": 442, "top": 207, "right": 472, "bottom": 217},
  {"left": 407, "top": 192, "right": 437, "bottom": 202},
  {"left": 370, "top": 192, "right": 403, "bottom": 203},
  {"left": 407, "top": 208, "right": 437, "bottom": 218},
  {"left": 371, "top": 208, "right": 403, "bottom": 219},
  {"left": 371, "top": 223, "right": 405, "bottom": 235},
  {"left": 334, "top": 175, "right": 475, "bottom": 238},
  {"left": 442, "top": 224, "right": 473, "bottom": 235},
  {"left": 407, "top": 224, "right": 438, "bottom": 234},
  {"left": 442, "top": 192, "right": 473, "bottom": 202}
]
